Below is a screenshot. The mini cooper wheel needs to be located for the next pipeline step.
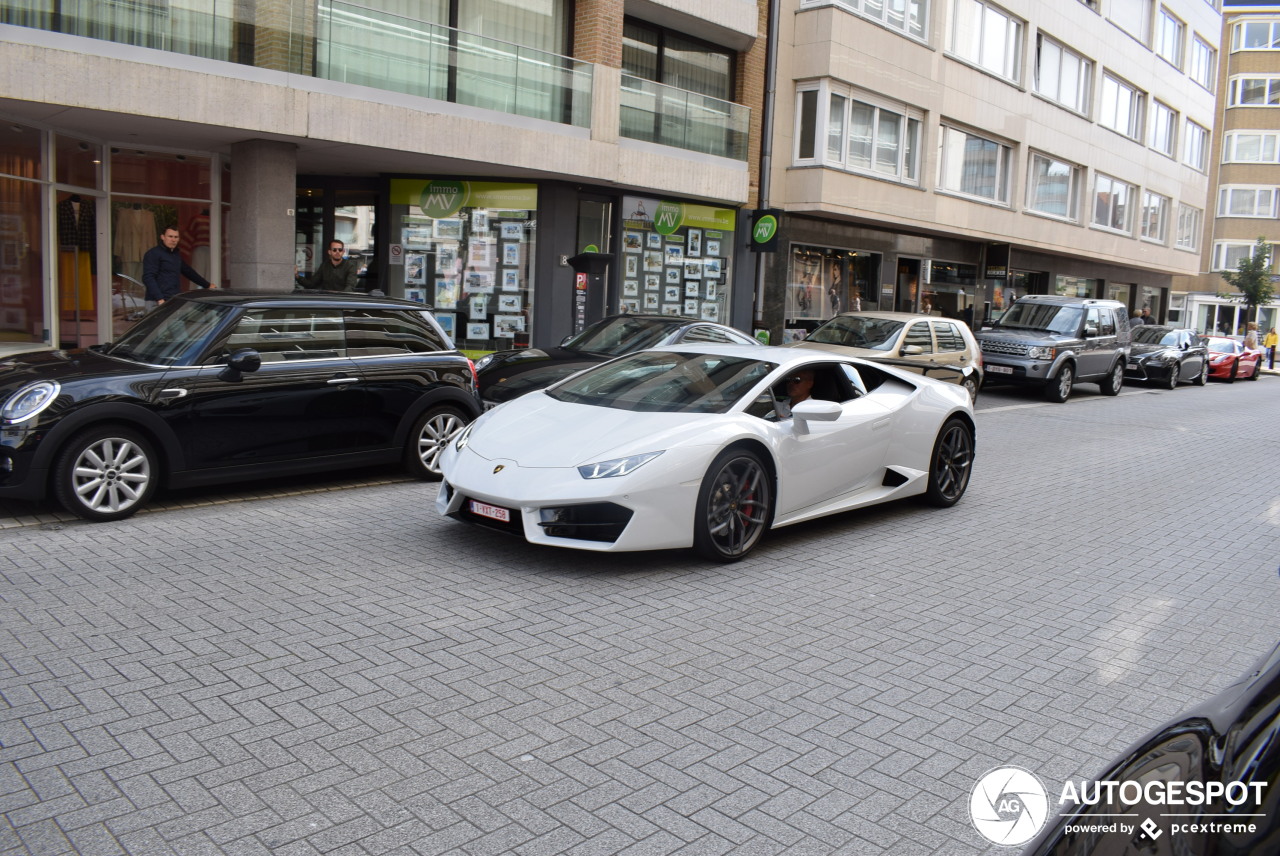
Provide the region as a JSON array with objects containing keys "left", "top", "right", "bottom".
[
  {"left": 694, "top": 449, "right": 773, "bottom": 562},
  {"left": 405, "top": 405, "right": 469, "bottom": 480},
  {"left": 1099, "top": 361, "right": 1124, "bottom": 396},
  {"left": 53, "top": 426, "right": 158, "bottom": 521},
  {"left": 1163, "top": 363, "right": 1180, "bottom": 390},
  {"left": 922, "top": 418, "right": 974, "bottom": 508},
  {"left": 1193, "top": 361, "right": 1208, "bottom": 386},
  {"left": 1044, "top": 364, "right": 1074, "bottom": 403}
]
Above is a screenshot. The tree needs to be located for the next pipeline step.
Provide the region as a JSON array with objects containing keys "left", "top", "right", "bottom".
[{"left": 1218, "top": 237, "right": 1275, "bottom": 316}]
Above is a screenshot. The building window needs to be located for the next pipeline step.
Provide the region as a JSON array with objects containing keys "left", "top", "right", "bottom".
[
  {"left": 1140, "top": 191, "right": 1170, "bottom": 242},
  {"left": 1189, "top": 36, "right": 1215, "bottom": 89},
  {"left": 1228, "top": 75, "right": 1280, "bottom": 106},
  {"left": 1218, "top": 186, "right": 1277, "bottom": 218},
  {"left": 623, "top": 19, "right": 733, "bottom": 101},
  {"left": 948, "top": 0, "right": 1023, "bottom": 83},
  {"left": 1223, "top": 131, "right": 1280, "bottom": 163},
  {"left": 1109, "top": 0, "right": 1152, "bottom": 44},
  {"left": 1154, "top": 8, "right": 1185, "bottom": 67},
  {"left": 798, "top": 0, "right": 927, "bottom": 41},
  {"left": 1148, "top": 101, "right": 1176, "bottom": 157},
  {"left": 1176, "top": 204, "right": 1201, "bottom": 251},
  {"left": 795, "top": 82, "right": 921, "bottom": 184},
  {"left": 1100, "top": 73, "right": 1145, "bottom": 140},
  {"left": 1027, "top": 152, "right": 1080, "bottom": 221},
  {"left": 938, "top": 125, "right": 1011, "bottom": 204},
  {"left": 1092, "top": 173, "right": 1134, "bottom": 233},
  {"left": 1231, "top": 18, "right": 1280, "bottom": 50},
  {"left": 1184, "top": 120, "right": 1208, "bottom": 170},
  {"left": 1214, "top": 241, "right": 1259, "bottom": 271},
  {"left": 1034, "top": 34, "right": 1092, "bottom": 114}
]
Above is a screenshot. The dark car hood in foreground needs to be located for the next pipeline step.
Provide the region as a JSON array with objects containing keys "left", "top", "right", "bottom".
[
  {"left": 0, "top": 347, "right": 148, "bottom": 398},
  {"left": 477, "top": 347, "right": 606, "bottom": 403}
]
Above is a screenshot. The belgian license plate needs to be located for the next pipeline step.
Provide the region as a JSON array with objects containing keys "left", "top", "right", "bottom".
[
  {"left": 1128, "top": 362, "right": 1139, "bottom": 369},
  {"left": 469, "top": 500, "right": 510, "bottom": 522},
  {"left": 987, "top": 365, "right": 1012, "bottom": 374}
]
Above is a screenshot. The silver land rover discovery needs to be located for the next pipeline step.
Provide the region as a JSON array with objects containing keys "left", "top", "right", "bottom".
[{"left": 976, "top": 295, "right": 1131, "bottom": 403}]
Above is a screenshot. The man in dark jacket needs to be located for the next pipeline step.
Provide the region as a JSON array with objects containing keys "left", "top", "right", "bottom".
[
  {"left": 307, "top": 239, "right": 360, "bottom": 291},
  {"left": 142, "top": 226, "right": 215, "bottom": 308}
]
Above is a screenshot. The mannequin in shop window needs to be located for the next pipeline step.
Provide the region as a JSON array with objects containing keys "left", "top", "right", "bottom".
[
  {"left": 142, "top": 226, "right": 216, "bottom": 310},
  {"left": 56, "top": 194, "right": 97, "bottom": 314}
]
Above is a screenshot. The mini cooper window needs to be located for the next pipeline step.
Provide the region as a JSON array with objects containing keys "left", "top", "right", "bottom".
[
  {"left": 548, "top": 351, "right": 776, "bottom": 413},
  {"left": 107, "top": 300, "right": 236, "bottom": 366},
  {"left": 345, "top": 309, "right": 448, "bottom": 356},
  {"left": 226, "top": 308, "right": 346, "bottom": 362}
]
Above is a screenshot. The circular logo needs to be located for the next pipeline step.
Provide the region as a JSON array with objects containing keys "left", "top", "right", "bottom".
[
  {"left": 752, "top": 214, "right": 778, "bottom": 244},
  {"left": 652, "top": 200, "right": 684, "bottom": 235},
  {"left": 969, "top": 766, "right": 1049, "bottom": 846},
  {"left": 418, "top": 180, "right": 468, "bottom": 219}
]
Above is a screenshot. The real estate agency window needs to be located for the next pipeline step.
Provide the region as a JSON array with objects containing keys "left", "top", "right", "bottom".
[
  {"left": 1034, "top": 33, "right": 1091, "bottom": 114},
  {"left": 948, "top": 0, "right": 1023, "bottom": 83},
  {"left": 1099, "top": 72, "right": 1145, "bottom": 140},
  {"left": 388, "top": 179, "right": 537, "bottom": 352},
  {"left": 1154, "top": 7, "right": 1185, "bottom": 68},
  {"left": 620, "top": 196, "right": 736, "bottom": 324},
  {"left": 1176, "top": 204, "right": 1201, "bottom": 251},
  {"left": 938, "top": 125, "right": 1011, "bottom": 204},
  {"left": 1148, "top": 100, "right": 1176, "bottom": 157},
  {"left": 1092, "top": 173, "right": 1134, "bottom": 233},
  {"left": 1218, "top": 185, "right": 1278, "bottom": 218},
  {"left": 1140, "top": 190, "right": 1170, "bottom": 242},
  {"left": 1027, "top": 152, "right": 1080, "bottom": 221}
]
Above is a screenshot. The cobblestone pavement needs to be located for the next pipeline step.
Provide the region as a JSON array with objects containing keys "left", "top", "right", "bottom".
[{"left": 2, "top": 380, "right": 1278, "bottom": 855}]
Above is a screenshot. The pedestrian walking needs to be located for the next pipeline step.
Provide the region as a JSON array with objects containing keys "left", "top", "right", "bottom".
[
  {"left": 142, "top": 226, "right": 216, "bottom": 310},
  {"left": 1265, "top": 327, "right": 1277, "bottom": 370}
]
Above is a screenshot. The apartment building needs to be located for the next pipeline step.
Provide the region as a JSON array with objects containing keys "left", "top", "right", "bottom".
[
  {"left": 0, "top": 0, "right": 762, "bottom": 354},
  {"left": 758, "top": 0, "right": 1221, "bottom": 342},
  {"left": 1174, "top": 1, "right": 1280, "bottom": 336}
]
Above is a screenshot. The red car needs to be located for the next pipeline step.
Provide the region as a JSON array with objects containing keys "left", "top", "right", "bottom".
[{"left": 1204, "top": 336, "right": 1262, "bottom": 382}]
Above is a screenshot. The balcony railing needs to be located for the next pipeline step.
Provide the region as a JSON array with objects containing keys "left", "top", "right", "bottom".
[
  {"left": 1, "top": 0, "right": 593, "bottom": 128},
  {"left": 620, "top": 74, "right": 750, "bottom": 161}
]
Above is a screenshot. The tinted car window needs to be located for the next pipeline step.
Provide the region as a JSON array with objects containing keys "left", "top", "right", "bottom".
[
  {"left": 1132, "top": 326, "right": 1179, "bottom": 345},
  {"left": 227, "top": 308, "right": 346, "bottom": 362},
  {"left": 108, "top": 300, "right": 235, "bottom": 366},
  {"left": 903, "top": 322, "right": 933, "bottom": 353},
  {"left": 932, "top": 321, "right": 965, "bottom": 352},
  {"left": 681, "top": 325, "right": 738, "bottom": 344},
  {"left": 345, "top": 309, "right": 448, "bottom": 356},
  {"left": 997, "top": 302, "right": 1083, "bottom": 335}
]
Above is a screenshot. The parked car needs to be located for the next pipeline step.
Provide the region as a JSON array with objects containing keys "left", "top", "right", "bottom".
[
  {"left": 785, "top": 311, "right": 983, "bottom": 401},
  {"left": 0, "top": 291, "right": 481, "bottom": 521},
  {"left": 439, "top": 344, "right": 975, "bottom": 561},
  {"left": 1205, "top": 337, "right": 1262, "bottom": 382},
  {"left": 977, "top": 295, "right": 1130, "bottom": 402},
  {"left": 1021, "top": 638, "right": 1280, "bottom": 856},
  {"left": 1125, "top": 325, "right": 1209, "bottom": 388},
  {"left": 475, "top": 313, "right": 759, "bottom": 408}
]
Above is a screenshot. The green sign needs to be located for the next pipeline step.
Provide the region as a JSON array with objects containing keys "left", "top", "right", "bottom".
[
  {"left": 652, "top": 201, "right": 684, "bottom": 235},
  {"left": 389, "top": 179, "right": 538, "bottom": 216},
  {"left": 750, "top": 209, "right": 781, "bottom": 253},
  {"left": 418, "top": 180, "right": 468, "bottom": 219}
]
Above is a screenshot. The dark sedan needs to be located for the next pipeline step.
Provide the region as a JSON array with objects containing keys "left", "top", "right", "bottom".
[
  {"left": 1125, "top": 326, "right": 1209, "bottom": 388},
  {"left": 475, "top": 313, "right": 760, "bottom": 407},
  {"left": 1021, "top": 639, "right": 1280, "bottom": 856},
  {"left": 0, "top": 291, "right": 480, "bottom": 521}
]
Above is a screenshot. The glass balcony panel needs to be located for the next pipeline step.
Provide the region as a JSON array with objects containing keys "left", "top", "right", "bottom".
[{"left": 619, "top": 75, "right": 749, "bottom": 160}]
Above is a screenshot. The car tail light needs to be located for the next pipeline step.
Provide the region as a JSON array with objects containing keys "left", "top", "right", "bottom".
[{"left": 467, "top": 358, "right": 479, "bottom": 391}]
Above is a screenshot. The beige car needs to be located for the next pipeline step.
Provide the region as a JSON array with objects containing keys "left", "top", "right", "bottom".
[{"left": 786, "top": 311, "right": 984, "bottom": 401}]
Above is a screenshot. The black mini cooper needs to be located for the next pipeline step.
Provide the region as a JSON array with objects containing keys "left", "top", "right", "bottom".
[{"left": 0, "top": 291, "right": 480, "bottom": 521}]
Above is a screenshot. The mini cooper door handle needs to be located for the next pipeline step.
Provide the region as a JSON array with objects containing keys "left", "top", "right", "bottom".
[
  {"left": 156, "top": 388, "right": 188, "bottom": 400},
  {"left": 327, "top": 376, "right": 359, "bottom": 385}
]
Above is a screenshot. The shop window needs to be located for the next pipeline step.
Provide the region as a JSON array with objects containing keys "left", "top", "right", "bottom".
[
  {"left": 0, "top": 176, "right": 43, "bottom": 345},
  {"left": 620, "top": 195, "right": 736, "bottom": 328},
  {"left": 389, "top": 179, "right": 537, "bottom": 353},
  {"left": 785, "top": 244, "right": 881, "bottom": 339}
]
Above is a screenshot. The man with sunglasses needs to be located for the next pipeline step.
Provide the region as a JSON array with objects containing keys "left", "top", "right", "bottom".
[
  {"left": 784, "top": 369, "right": 815, "bottom": 406},
  {"left": 307, "top": 239, "right": 359, "bottom": 291}
]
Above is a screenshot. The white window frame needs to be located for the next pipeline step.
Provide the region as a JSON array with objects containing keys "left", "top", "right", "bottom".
[
  {"left": 1214, "top": 241, "right": 1258, "bottom": 271},
  {"left": 1092, "top": 173, "right": 1135, "bottom": 234},
  {"left": 794, "top": 80, "right": 922, "bottom": 184},
  {"left": 1140, "top": 190, "right": 1170, "bottom": 243},
  {"left": 1228, "top": 75, "right": 1280, "bottom": 106},
  {"left": 1189, "top": 36, "right": 1215, "bottom": 90},
  {"left": 798, "top": 0, "right": 929, "bottom": 41},
  {"left": 1109, "top": 0, "right": 1153, "bottom": 45},
  {"left": 1222, "top": 131, "right": 1280, "bottom": 163},
  {"left": 1231, "top": 19, "right": 1280, "bottom": 51},
  {"left": 1026, "top": 152, "right": 1081, "bottom": 221},
  {"left": 948, "top": 0, "right": 1024, "bottom": 83},
  {"left": 1034, "top": 33, "right": 1092, "bottom": 115},
  {"left": 1217, "top": 185, "right": 1278, "bottom": 218},
  {"left": 1176, "top": 204, "right": 1201, "bottom": 252},
  {"left": 938, "top": 124, "right": 1012, "bottom": 204},
  {"left": 1184, "top": 120, "right": 1209, "bottom": 171},
  {"left": 1154, "top": 7, "right": 1185, "bottom": 68},
  {"left": 1099, "top": 73, "right": 1145, "bottom": 141},
  {"left": 1148, "top": 100, "right": 1176, "bottom": 157}
]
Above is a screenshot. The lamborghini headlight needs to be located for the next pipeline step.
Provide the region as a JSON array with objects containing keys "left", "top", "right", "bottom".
[
  {"left": 453, "top": 422, "right": 475, "bottom": 451},
  {"left": 578, "top": 451, "right": 663, "bottom": 479},
  {"left": 2, "top": 381, "right": 60, "bottom": 424}
]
